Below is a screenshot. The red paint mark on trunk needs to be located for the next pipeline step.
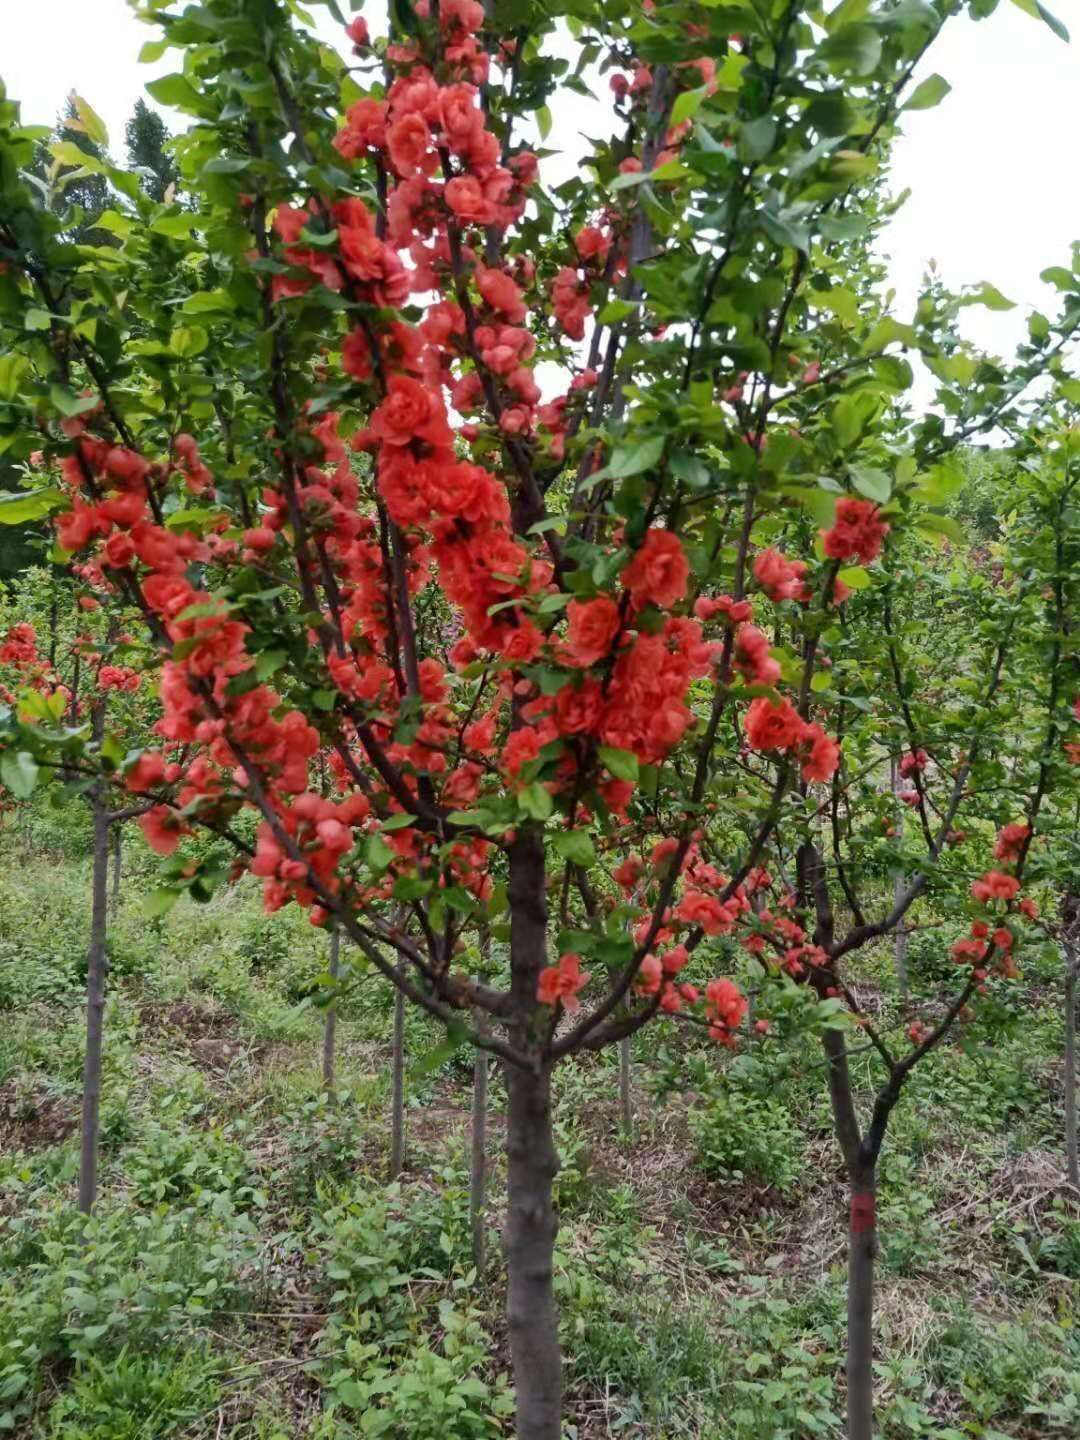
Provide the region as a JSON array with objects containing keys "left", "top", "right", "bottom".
[{"left": 851, "top": 1191, "right": 875, "bottom": 1233}]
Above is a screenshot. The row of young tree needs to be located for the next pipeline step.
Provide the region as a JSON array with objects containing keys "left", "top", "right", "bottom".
[{"left": 1, "top": 1, "right": 1078, "bottom": 1437}]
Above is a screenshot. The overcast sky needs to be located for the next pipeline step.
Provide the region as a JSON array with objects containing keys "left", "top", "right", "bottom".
[{"left": 2, "top": 0, "right": 1077, "bottom": 361}]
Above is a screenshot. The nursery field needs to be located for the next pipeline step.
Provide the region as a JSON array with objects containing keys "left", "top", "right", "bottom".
[{"left": 1, "top": 816, "right": 1078, "bottom": 1440}]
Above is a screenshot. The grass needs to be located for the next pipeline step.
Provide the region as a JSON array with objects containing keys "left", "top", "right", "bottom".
[{"left": 0, "top": 818, "right": 1077, "bottom": 1437}]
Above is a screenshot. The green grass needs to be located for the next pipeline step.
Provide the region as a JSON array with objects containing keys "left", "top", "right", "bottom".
[{"left": 0, "top": 828, "right": 1077, "bottom": 1437}]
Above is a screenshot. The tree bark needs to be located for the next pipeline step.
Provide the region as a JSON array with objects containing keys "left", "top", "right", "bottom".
[
  {"left": 79, "top": 793, "right": 110, "bottom": 1215},
  {"left": 389, "top": 963, "right": 406, "bottom": 1178},
  {"left": 618, "top": 1034, "right": 633, "bottom": 1137},
  {"left": 322, "top": 923, "right": 340, "bottom": 1096},
  {"left": 109, "top": 824, "right": 122, "bottom": 916},
  {"left": 889, "top": 759, "right": 909, "bottom": 1003},
  {"left": 504, "top": 1061, "right": 561, "bottom": 1440},
  {"left": 504, "top": 824, "right": 562, "bottom": 1440},
  {"left": 470, "top": 1016, "right": 488, "bottom": 1272},
  {"left": 1065, "top": 954, "right": 1079, "bottom": 1191},
  {"left": 846, "top": 1164, "right": 878, "bottom": 1440}
]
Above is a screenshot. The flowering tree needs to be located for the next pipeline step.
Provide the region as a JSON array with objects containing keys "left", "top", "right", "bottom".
[{"left": 0, "top": 0, "right": 1076, "bottom": 1434}]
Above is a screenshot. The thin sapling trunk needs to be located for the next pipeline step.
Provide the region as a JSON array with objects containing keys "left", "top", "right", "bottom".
[
  {"left": 322, "top": 922, "right": 341, "bottom": 1095},
  {"left": 79, "top": 789, "right": 110, "bottom": 1214},
  {"left": 390, "top": 962, "right": 406, "bottom": 1178}
]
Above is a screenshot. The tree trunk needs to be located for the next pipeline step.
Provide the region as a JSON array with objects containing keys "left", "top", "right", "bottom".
[
  {"left": 109, "top": 824, "right": 122, "bottom": 916},
  {"left": 470, "top": 1021, "right": 488, "bottom": 1272},
  {"left": 846, "top": 1164, "right": 878, "bottom": 1440},
  {"left": 504, "top": 1061, "right": 561, "bottom": 1440},
  {"left": 79, "top": 795, "right": 110, "bottom": 1214},
  {"left": 322, "top": 923, "right": 340, "bottom": 1096},
  {"left": 889, "top": 759, "right": 908, "bottom": 1002},
  {"left": 1065, "top": 957, "right": 1079, "bottom": 1191},
  {"left": 389, "top": 965, "right": 406, "bottom": 1178},
  {"left": 619, "top": 1035, "right": 633, "bottom": 1137},
  {"left": 504, "top": 823, "right": 562, "bottom": 1440}
]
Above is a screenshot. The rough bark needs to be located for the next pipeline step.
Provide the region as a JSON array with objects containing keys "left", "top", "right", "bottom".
[
  {"left": 618, "top": 1035, "right": 633, "bottom": 1137},
  {"left": 1065, "top": 954, "right": 1079, "bottom": 1191},
  {"left": 390, "top": 963, "right": 406, "bottom": 1178},
  {"left": 503, "top": 824, "right": 562, "bottom": 1440},
  {"left": 322, "top": 923, "right": 340, "bottom": 1095},
  {"left": 846, "top": 1165, "right": 878, "bottom": 1440},
  {"left": 823, "top": 1024, "right": 880, "bottom": 1440},
  {"left": 79, "top": 793, "right": 110, "bottom": 1214}
]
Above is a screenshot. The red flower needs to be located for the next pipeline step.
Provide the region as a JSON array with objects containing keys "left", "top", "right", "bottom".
[
  {"left": 476, "top": 265, "right": 527, "bottom": 322},
  {"left": 822, "top": 497, "right": 889, "bottom": 564},
  {"left": 553, "top": 679, "right": 603, "bottom": 736},
  {"left": 993, "top": 821, "right": 1029, "bottom": 861},
  {"left": 799, "top": 722, "right": 840, "bottom": 783},
  {"left": 387, "top": 113, "right": 435, "bottom": 177},
  {"left": 139, "top": 804, "right": 187, "bottom": 856},
  {"left": 537, "top": 952, "right": 589, "bottom": 1010},
  {"left": 445, "top": 175, "right": 495, "bottom": 225},
  {"left": 372, "top": 376, "right": 453, "bottom": 450},
  {"left": 500, "top": 623, "right": 544, "bottom": 667},
  {"left": 971, "top": 870, "right": 1021, "bottom": 904},
  {"left": 753, "top": 548, "right": 806, "bottom": 603},
  {"left": 621, "top": 529, "right": 689, "bottom": 611},
  {"left": 564, "top": 596, "right": 621, "bottom": 667},
  {"left": 744, "top": 696, "right": 805, "bottom": 753}
]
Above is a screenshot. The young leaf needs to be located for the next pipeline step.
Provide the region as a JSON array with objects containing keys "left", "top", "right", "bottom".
[
  {"left": 903, "top": 73, "right": 951, "bottom": 111},
  {"left": 598, "top": 746, "right": 640, "bottom": 782}
]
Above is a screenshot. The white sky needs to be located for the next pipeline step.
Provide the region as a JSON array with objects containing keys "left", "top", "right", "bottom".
[{"left": 2, "top": 0, "right": 1078, "bottom": 363}]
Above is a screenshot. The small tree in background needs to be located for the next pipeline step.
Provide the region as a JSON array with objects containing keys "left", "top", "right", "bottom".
[{"left": 125, "top": 98, "right": 178, "bottom": 204}]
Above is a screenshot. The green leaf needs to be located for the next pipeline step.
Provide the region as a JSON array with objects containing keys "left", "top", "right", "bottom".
[
  {"left": 380, "top": 812, "right": 417, "bottom": 831},
  {"left": 819, "top": 24, "right": 883, "bottom": 76},
  {"left": 0, "top": 354, "right": 30, "bottom": 402},
  {"left": 671, "top": 86, "right": 707, "bottom": 127},
  {"left": 552, "top": 830, "right": 596, "bottom": 867},
  {"left": 151, "top": 213, "right": 197, "bottom": 240},
  {"left": 1010, "top": 0, "right": 1069, "bottom": 41},
  {"left": 848, "top": 465, "right": 892, "bottom": 504},
  {"left": 903, "top": 73, "right": 951, "bottom": 110},
  {"left": 49, "top": 385, "right": 99, "bottom": 419},
  {"left": 837, "top": 565, "right": 872, "bottom": 590},
  {"left": 410, "top": 1023, "right": 468, "bottom": 1080},
  {"left": 145, "top": 74, "right": 201, "bottom": 111},
  {"left": 517, "top": 782, "right": 553, "bottom": 821},
  {"left": 1040, "top": 265, "right": 1074, "bottom": 291},
  {"left": 960, "top": 282, "right": 1015, "bottom": 312},
  {"left": 739, "top": 115, "right": 776, "bottom": 162},
  {"left": 24, "top": 308, "right": 51, "bottom": 332},
  {"left": 598, "top": 746, "right": 639, "bottom": 782},
  {"left": 72, "top": 95, "right": 108, "bottom": 146},
  {"left": 145, "top": 887, "right": 181, "bottom": 918},
  {"left": 0, "top": 488, "right": 64, "bottom": 524},
  {"left": 169, "top": 324, "right": 209, "bottom": 358},
  {"left": 597, "top": 298, "right": 639, "bottom": 325},
  {"left": 760, "top": 208, "right": 810, "bottom": 254},
  {"left": 365, "top": 834, "right": 395, "bottom": 872},
  {"left": 138, "top": 38, "right": 172, "bottom": 63},
  {"left": 0, "top": 751, "right": 39, "bottom": 799},
  {"left": 536, "top": 105, "right": 552, "bottom": 141},
  {"left": 916, "top": 513, "right": 965, "bottom": 544},
  {"left": 608, "top": 435, "right": 665, "bottom": 478},
  {"left": 50, "top": 140, "right": 105, "bottom": 174}
]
